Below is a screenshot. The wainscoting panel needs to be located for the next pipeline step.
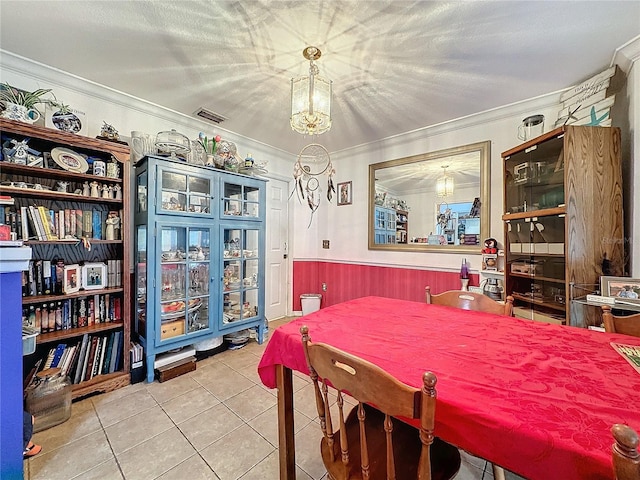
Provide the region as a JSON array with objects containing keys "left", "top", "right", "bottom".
[{"left": 292, "top": 261, "right": 479, "bottom": 311}]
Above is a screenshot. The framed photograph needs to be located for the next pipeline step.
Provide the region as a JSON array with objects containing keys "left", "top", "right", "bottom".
[
  {"left": 337, "top": 181, "right": 352, "bottom": 206},
  {"left": 62, "top": 264, "right": 81, "bottom": 294},
  {"left": 601, "top": 276, "right": 640, "bottom": 303},
  {"left": 81, "top": 262, "right": 108, "bottom": 290}
]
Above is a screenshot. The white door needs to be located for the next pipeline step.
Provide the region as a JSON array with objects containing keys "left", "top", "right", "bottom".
[{"left": 265, "top": 178, "right": 289, "bottom": 321}]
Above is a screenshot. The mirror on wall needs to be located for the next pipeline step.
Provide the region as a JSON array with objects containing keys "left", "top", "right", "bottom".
[{"left": 368, "top": 141, "right": 490, "bottom": 253}]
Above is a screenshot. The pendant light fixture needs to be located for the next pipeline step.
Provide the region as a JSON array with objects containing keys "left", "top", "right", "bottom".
[
  {"left": 436, "top": 165, "right": 454, "bottom": 197},
  {"left": 290, "top": 46, "right": 332, "bottom": 136}
]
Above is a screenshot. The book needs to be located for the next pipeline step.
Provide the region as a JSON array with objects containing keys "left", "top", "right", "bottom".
[
  {"left": 75, "top": 209, "right": 83, "bottom": 237},
  {"left": 91, "top": 337, "right": 105, "bottom": 378},
  {"left": 37, "top": 206, "right": 56, "bottom": 240},
  {"left": 63, "top": 344, "right": 79, "bottom": 379},
  {"left": 42, "top": 260, "right": 52, "bottom": 294},
  {"left": 102, "top": 332, "right": 115, "bottom": 375},
  {"left": 34, "top": 260, "right": 44, "bottom": 296},
  {"left": 84, "top": 336, "right": 99, "bottom": 382},
  {"left": 82, "top": 210, "right": 92, "bottom": 238},
  {"left": 19, "top": 206, "right": 30, "bottom": 240},
  {"left": 51, "top": 343, "right": 66, "bottom": 368},
  {"left": 28, "top": 205, "right": 46, "bottom": 240},
  {"left": 96, "top": 335, "right": 108, "bottom": 377},
  {"left": 611, "top": 342, "right": 640, "bottom": 374},
  {"left": 73, "top": 334, "right": 90, "bottom": 384},
  {"left": 109, "top": 331, "right": 122, "bottom": 373},
  {"left": 80, "top": 336, "right": 95, "bottom": 383},
  {"left": 92, "top": 210, "right": 103, "bottom": 240}
]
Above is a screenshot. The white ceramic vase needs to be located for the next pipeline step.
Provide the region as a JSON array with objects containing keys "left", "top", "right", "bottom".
[{"left": 1, "top": 102, "right": 40, "bottom": 124}]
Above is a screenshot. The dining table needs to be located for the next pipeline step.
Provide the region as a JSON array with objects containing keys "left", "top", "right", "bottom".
[{"left": 257, "top": 296, "right": 640, "bottom": 480}]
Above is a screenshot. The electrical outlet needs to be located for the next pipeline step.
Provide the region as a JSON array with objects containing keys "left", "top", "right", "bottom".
[
  {"left": 322, "top": 283, "right": 327, "bottom": 291},
  {"left": 322, "top": 240, "right": 330, "bottom": 249}
]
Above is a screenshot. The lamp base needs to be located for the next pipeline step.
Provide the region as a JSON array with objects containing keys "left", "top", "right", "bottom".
[{"left": 460, "top": 279, "right": 470, "bottom": 291}]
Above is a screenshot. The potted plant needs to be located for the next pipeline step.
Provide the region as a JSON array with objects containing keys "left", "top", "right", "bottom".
[
  {"left": 198, "top": 132, "right": 222, "bottom": 168},
  {"left": 0, "top": 82, "right": 57, "bottom": 124}
]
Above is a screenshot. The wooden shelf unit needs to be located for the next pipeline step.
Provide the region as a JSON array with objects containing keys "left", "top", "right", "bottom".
[
  {"left": 1, "top": 118, "right": 131, "bottom": 398},
  {"left": 502, "top": 125, "right": 624, "bottom": 327}
]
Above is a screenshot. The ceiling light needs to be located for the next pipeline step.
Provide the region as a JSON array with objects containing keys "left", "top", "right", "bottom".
[
  {"left": 436, "top": 165, "right": 454, "bottom": 197},
  {"left": 290, "top": 46, "right": 332, "bottom": 136}
]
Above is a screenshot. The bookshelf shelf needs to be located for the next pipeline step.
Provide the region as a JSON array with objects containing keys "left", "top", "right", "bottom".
[
  {"left": 22, "top": 287, "right": 125, "bottom": 305},
  {"left": 37, "top": 321, "right": 124, "bottom": 343},
  {"left": 1, "top": 118, "right": 131, "bottom": 399}
]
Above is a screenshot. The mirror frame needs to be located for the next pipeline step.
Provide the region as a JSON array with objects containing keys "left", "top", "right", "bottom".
[{"left": 368, "top": 140, "right": 491, "bottom": 253}]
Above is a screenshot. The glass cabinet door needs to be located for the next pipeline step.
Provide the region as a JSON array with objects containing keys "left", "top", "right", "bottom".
[
  {"left": 505, "top": 134, "right": 565, "bottom": 214},
  {"left": 135, "top": 225, "right": 147, "bottom": 339},
  {"left": 157, "top": 165, "right": 213, "bottom": 217},
  {"left": 158, "top": 225, "right": 212, "bottom": 343},
  {"left": 221, "top": 227, "right": 260, "bottom": 327},
  {"left": 222, "top": 180, "right": 261, "bottom": 219},
  {"left": 506, "top": 215, "right": 566, "bottom": 320}
]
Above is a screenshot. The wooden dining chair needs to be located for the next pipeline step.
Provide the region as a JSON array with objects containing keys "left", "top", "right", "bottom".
[
  {"left": 612, "top": 424, "right": 640, "bottom": 480},
  {"left": 425, "top": 285, "right": 513, "bottom": 480},
  {"left": 300, "top": 325, "right": 461, "bottom": 480},
  {"left": 425, "top": 286, "right": 514, "bottom": 317},
  {"left": 601, "top": 305, "right": 640, "bottom": 337}
]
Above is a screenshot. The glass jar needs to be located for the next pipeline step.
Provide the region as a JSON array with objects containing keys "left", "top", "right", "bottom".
[{"left": 25, "top": 368, "right": 73, "bottom": 433}]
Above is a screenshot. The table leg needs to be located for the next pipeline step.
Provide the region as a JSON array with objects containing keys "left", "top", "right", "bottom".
[{"left": 276, "top": 364, "right": 296, "bottom": 480}]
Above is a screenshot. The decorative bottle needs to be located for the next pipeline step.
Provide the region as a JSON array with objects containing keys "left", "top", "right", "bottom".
[{"left": 460, "top": 258, "right": 470, "bottom": 291}]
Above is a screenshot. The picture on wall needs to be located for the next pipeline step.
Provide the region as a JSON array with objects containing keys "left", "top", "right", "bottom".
[
  {"left": 601, "top": 276, "right": 640, "bottom": 303},
  {"left": 337, "top": 181, "right": 352, "bottom": 206}
]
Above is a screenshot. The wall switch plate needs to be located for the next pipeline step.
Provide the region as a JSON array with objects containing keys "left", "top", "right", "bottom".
[{"left": 322, "top": 240, "right": 330, "bottom": 249}]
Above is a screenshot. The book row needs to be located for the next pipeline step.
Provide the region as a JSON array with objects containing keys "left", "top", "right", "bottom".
[
  {"left": 22, "top": 294, "right": 122, "bottom": 333},
  {"left": 29, "top": 331, "right": 124, "bottom": 386},
  {"left": 23, "top": 259, "right": 122, "bottom": 297},
  {"left": 1, "top": 205, "right": 122, "bottom": 241}
]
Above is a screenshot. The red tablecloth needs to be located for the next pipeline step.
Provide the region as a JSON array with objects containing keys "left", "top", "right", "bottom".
[{"left": 258, "top": 296, "right": 640, "bottom": 480}]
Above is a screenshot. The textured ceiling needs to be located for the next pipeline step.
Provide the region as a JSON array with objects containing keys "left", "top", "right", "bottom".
[{"left": 1, "top": 1, "right": 639, "bottom": 155}]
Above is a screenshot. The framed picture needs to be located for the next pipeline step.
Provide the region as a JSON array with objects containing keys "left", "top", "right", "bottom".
[
  {"left": 337, "top": 181, "right": 352, "bottom": 206},
  {"left": 601, "top": 276, "right": 640, "bottom": 303},
  {"left": 62, "top": 264, "right": 81, "bottom": 294},
  {"left": 81, "top": 262, "right": 108, "bottom": 290}
]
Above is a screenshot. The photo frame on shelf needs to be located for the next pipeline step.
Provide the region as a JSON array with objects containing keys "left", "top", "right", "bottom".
[
  {"left": 81, "top": 262, "right": 107, "bottom": 290},
  {"left": 62, "top": 264, "right": 81, "bottom": 294},
  {"left": 601, "top": 276, "right": 640, "bottom": 304},
  {"left": 337, "top": 181, "right": 352, "bottom": 206}
]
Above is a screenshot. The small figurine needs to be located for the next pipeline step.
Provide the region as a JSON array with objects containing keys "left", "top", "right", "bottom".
[
  {"left": 482, "top": 238, "right": 498, "bottom": 254},
  {"left": 56, "top": 181, "right": 69, "bottom": 193},
  {"left": 82, "top": 181, "right": 90, "bottom": 197},
  {"left": 100, "top": 122, "right": 119, "bottom": 141},
  {"left": 105, "top": 211, "right": 120, "bottom": 240},
  {"left": 90, "top": 181, "right": 100, "bottom": 198},
  {"left": 113, "top": 184, "right": 122, "bottom": 200},
  {"left": 2, "top": 138, "right": 41, "bottom": 165},
  {"left": 101, "top": 184, "right": 111, "bottom": 199}
]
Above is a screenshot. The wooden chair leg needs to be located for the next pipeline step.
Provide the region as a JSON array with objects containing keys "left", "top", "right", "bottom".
[{"left": 492, "top": 463, "right": 506, "bottom": 480}]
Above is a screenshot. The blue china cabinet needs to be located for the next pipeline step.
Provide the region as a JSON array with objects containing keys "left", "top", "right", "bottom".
[{"left": 134, "top": 155, "right": 266, "bottom": 382}]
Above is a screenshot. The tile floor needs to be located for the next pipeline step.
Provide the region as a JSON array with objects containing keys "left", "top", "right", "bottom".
[{"left": 24, "top": 318, "right": 524, "bottom": 480}]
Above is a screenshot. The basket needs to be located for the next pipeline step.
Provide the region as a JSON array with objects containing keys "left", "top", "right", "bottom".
[{"left": 22, "top": 326, "right": 39, "bottom": 356}]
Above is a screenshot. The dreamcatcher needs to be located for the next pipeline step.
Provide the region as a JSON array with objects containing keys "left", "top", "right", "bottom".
[{"left": 292, "top": 144, "right": 335, "bottom": 227}]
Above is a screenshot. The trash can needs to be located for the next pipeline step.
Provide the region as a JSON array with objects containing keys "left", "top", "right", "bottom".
[{"left": 301, "top": 293, "right": 322, "bottom": 316}]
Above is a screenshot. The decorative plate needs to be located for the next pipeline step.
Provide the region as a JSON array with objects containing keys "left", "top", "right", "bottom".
[{"left": 51, "top": 147, "right": 89, "bottom": 173}]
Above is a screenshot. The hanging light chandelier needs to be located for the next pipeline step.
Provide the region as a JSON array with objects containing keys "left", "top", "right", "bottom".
[
  {"left": 436, "top": 165, "right": 454, "bottom": 197},
  {"left": 290, "top": 46, "right": 332, "bottom": 136}
]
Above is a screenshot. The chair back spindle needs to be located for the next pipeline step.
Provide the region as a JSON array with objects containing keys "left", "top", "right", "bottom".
[{"left": 300, "top": 325, "right": 460, "bottom": 480}]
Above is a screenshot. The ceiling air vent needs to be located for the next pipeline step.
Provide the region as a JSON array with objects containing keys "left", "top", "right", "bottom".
[{"left": 194, "top": 108, "right": 227, "bottom": 124}]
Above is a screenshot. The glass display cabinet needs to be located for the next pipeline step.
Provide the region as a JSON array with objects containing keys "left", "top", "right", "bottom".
[
  {"left": 502, "top": 126, "right": 623, "bottom": 327},
  {"left": 134, "top": 155, "right": 266, "bottom": 382}
]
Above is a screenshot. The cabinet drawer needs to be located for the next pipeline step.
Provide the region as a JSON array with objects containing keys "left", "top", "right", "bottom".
[{"left": 160, "top": 319, "right": 185, "bottom": 340}]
